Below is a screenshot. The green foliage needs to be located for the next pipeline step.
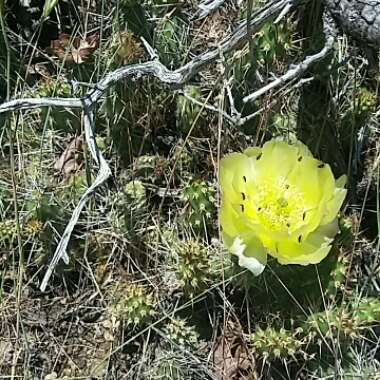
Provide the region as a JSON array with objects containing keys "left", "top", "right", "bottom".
[
  {"left": 251, "top": 326, "right": 305, "bottom": 361},
  {"left": 0, "top": 220, "right": 16, "bottom": 242},
  {"left": 57, "top": 174, "right": 87, "bottom": 204},
  {"left": 155, "top": 16, "right": 189, "bottom": 68},
  {"left": 25, "top": 190, "right": 61, "bottom": 222},
  {"left": 176, "top": 86, "right": 204, "bottom": 133},
  {"left": 43, "top": 0, "right": 59, "bottom": 18},
  {"left": 133, "top": 154, "right": 166, "bottom": 179},
  {"left": 174, "top": 239, "right": 213, "bottom": 296},
  {"left": 164, "top": 317, "right": 199, "bottom": 348},
  {"left": 110, "top": 282, "right": 156, "bottom": 327},
  {"left": 30, "top": 78, "right": 79, "bottom": 133},
  {"left": 230, "top": 250, "right": 340, "bottom": 313},
  {"left": 0, "top": 22, "right": 18, "bottom": 100},
  {"left": 182, "top": 179, "right": 216, "bottom": 231},
  {"left": 108, "top": 180, "right": 147, "bottom": 238},
  {"left": 116, "top": 0, "right": 153, "bottom": 42}
]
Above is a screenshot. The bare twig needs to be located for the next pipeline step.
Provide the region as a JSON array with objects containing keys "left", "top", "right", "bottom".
[
  {"left": 243, "top": 12, "right": 336, "bottom": 103},
  {"left": 193, "top": 0, "right": 226, "bottom": 20},
  {"left": 274, "top": 2, "right": 292, "bottom": 24},
  {"left": 178, "top": 89, "right": 236, "bottom": 124},
  {"left": 0, "top": 97, "right": 83, "bottom": 113},
  {"left": 40, "top": 105, "right": 112, "bottom": 291},
  {"left": 0, "top": 0, "right": 291, "bottom": 116}
]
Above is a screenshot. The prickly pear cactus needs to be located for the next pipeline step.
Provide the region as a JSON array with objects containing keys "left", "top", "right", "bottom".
[
  {"left": 355, "top": 297, "right": 380, "bottom": 323},
  {"left": 175, "top": 239, "right": 212, "bottom": 296},
  {"left": 306, "top": 297, "right": 380, "bottom": 343},
  {"left": 182, "top": 179, "right": 216, "bottom": 231},
  {"left": 355, "top": 88, "right": 376, "bottom": 116},
  {"left": 251, "top": 19, "right": 295, "bottom": 67},
  {"left": 147, "top": 350, "right": 195, "bottom": 380},
  {"left": 110, "top": 282, "right": 155, "bottom": 327},
  {"left": 324, "top": 248, "right": 350, "bottom": 300},
  {"left": 0, "top": 220, "right": 17, "bottom": 242},
  {"left": 306, "top": 308, "right": 361, "bottom": 341},
  {"left": 176, "top": 86, "right": 204, "bottom": 133},
  {"left": 250, "top": 326, "right": 305, "bottom": 361},
  {"left": 23, "top": 218, "right": 43, "bottom": 239},
  {"left": 109, "top": 31, "right": 143, "bottom": 66},
  {"left": 155, "top": 16, "right": 188, "bottom": 68},
  {"left": 234, "top": 18, "right": 296, "bottom": 87},
  {"left": 36, "top": 78, "right": 71, "bottom": 98},
  {"left": 164, "top": 317, "right": 199, "bottom": 348},
  {"left": 108, "top": 180, "right": 147, "bottom": 237}
]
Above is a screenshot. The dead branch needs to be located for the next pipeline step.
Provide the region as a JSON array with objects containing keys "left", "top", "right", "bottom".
[
  {"left": 243, "top": 12, "right": 336, "bottom": 103},
  {"left": 193, "top": 0, "right": 226, "bottom": 19}
]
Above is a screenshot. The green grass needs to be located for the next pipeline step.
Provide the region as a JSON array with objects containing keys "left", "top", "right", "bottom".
[{"left": 0, "top": 0, "right": 379, "bottom": 379}]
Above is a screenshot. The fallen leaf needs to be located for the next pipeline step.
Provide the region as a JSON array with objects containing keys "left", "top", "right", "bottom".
[
  {"left": 54, "top": 136, "right": 83, "bottom": 177},
  {"left": 49, "top": 33, "right": 99, "bottom": 64},
  {"left": 212, "top": 332, "right": 256, "bottom": 380}
]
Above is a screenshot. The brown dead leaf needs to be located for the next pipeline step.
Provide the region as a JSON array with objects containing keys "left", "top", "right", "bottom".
[
  {"left": 54, "top": 136, "right": 83, "bottom": 177},
  {"left": 212, "top": 334, "right": 257, "bottom": 380},
  {"left": 49, "top": 33, "right": 99, "bottom": 64}
]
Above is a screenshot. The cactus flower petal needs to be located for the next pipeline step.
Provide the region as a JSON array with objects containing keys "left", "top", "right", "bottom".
[
  {"left": 225, "top": 234, "right": 267, "bottom": 276},
  {"left": 219, "top": 138, "right": 347, "bottom": 274}
]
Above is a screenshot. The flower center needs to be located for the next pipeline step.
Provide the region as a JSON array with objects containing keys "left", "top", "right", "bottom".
[{"left": 247, "top": 177, "right": 306, "bottom": 233}]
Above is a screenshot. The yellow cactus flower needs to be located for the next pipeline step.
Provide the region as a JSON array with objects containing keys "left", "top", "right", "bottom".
[{"left": 219, "top": 139, "right": 347, "bottom": 275}]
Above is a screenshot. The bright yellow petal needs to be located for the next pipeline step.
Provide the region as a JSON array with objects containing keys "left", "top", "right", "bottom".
[
  {"left": 320, "top": 188, "right": 347, "bottom": 225},
  {"left": 286, "top": 156, "right": 323, "bottom": 207},
  {"left": 219, "top": 153, "right": 258, "bottom": 238},
  {"left": 285, "top": 159, "right": 338, "bottom": 240},
  {"left": 336, "top": 174, "right": 347, "bottom": 189},
  {"left": 254, "top": 139, "right": 299, "bottom": 180},
  {"left": 277, "top": 243, "right": 332, "bottom": 265},
  {"left": 220, "top": 153, "right": 247, "bottom": 204},
  {"left": 219, "top": 152, "right": 257, "bottom": 202},
  {"left": 318, "top": 163, "right": 336, "bottom": 200},
  {"left": 273, "top": 220, "right": 338, "bottom": 265},
  {"left": 244, "top": 146, "right": 262, "bottom": 158},
  {"left": 293, "top": 139, "right": 312, "bottom": 158},
  {"left": 219, "top": 201, "right": 251, "bottom": 237}
]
